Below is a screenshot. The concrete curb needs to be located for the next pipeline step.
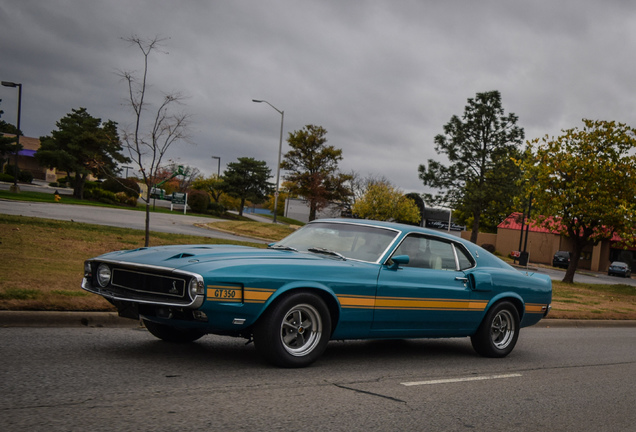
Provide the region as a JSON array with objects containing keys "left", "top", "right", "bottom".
[
  {"left": 0, "top": 311, "right": 141, "bottom": 328},
  {"left": 1, "top": 311, "right": 635, "bottom": 328}
]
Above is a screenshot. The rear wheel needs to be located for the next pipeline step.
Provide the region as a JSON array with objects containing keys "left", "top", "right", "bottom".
[
  {"left": 143, "top": 320, "right": 206, "bottom": 343},
  {"left": 471, "top": 301, "right": 519, "bottom": 358},
  {"left": 253, "top": 292, "right": 331, "bottom": 368}
]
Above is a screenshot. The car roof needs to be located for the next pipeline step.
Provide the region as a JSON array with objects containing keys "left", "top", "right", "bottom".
[{"left": 313, "top": 218, "right": 460, "bottom": 241}]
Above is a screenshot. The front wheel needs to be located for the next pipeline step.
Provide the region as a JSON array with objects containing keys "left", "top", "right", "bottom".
[
  {"left": 253, "top": 292, "right": 331, "bottom": 368},
  {"left": 470, "top": 301, "right": 520, "bottom": 358},
  {"left": 143, "top": 320, "right": 206, "bottom": 343}
]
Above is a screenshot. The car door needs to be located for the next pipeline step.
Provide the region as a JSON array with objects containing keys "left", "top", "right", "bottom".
[{"left": 372, "top": 234, "right": 483, "bottom": 336}]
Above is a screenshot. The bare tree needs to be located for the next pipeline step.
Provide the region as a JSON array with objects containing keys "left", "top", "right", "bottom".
[{"left": 118, "top": 35, "right": 190, "bottom": 246}]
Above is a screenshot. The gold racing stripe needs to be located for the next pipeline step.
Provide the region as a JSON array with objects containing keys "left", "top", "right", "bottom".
[
  {"left": 206, "top": 287, "right": 542, "bottom": 314},
  {"left": 336, "top": 294, "right": 488, "bottom": 312},
  {"left": 206, "top": 286, "right": 276, "bottom": 304},
  {"left": 525, "top": 303, "right": 549, "bottom": 314},
  {"left": 337, "top": 294, "right": 376, "bottom": 309},
  {"left": 243, "top": 287, "right": 275, "bottom": 304},
  {"left": 375, "top": 297, "right": 488, "bottom": 311},
  {"left": 207, "top": 285, "right": 242, "bottom": 302}
]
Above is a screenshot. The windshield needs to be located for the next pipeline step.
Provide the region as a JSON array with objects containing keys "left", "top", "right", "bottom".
[{"left": 274, "top": 222, "right": 399, "bottom": 262}]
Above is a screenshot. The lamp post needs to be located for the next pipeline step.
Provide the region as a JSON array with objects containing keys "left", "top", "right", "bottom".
[
  {"left": 122, "top": 165, "right": 133, "bottom": 178},
  {"left": 211, "top": 156, "right": 221, "bottom": 177},
  {"left": 1, "top": 81, "right": 22, "bottom": 193},
  {"left": 252, "top": 99, "right": 284, "bottom": 223}
]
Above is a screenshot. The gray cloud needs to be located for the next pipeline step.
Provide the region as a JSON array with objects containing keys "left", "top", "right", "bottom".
[{"left": 2, "top": 0, "right": 635, "bottom": 193}]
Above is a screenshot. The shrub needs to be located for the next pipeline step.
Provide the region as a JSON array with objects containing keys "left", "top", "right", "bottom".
[
  {"left": 101, "top": 178, "right": 141, "bottom": 198},
  {"left": 188, "top": 190, "right": 210, "bottom": 213},
  {"left": 1, "top": 165, "right": 33, "bottom": 183},
  {"left": 18, "top": 170, "right": 33, "bottom": 183},
  {"left": 481, "top": 244, "right": 496, "bottom": 254},
  {"left": 208, "top": 201, "right": 225, "bottom": 216},
  {"left": 84, "top": 188, "right": 117, "bottom": 204},
  {"left": 0, "top": 173, "right": 14, "bottom": 183},
  {"left": 57, "top": 176, "right": 74, "bottom": 187},
  {"left": 84, "top": 181, "right": 101, "bottom": 190}
]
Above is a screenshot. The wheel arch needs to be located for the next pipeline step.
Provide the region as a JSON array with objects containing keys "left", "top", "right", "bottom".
[
  {"left": 255, "top": 283, "right": 341, "bottom": 335},
  {"left": 484, "top": 293, "right": 525, "bottom": 322}
]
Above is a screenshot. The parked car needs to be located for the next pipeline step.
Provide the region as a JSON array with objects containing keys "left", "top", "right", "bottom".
[
  {"left": 82, "top": 219, "right": 552, "bottom": 367},
  {"left": 608, "top": 261, "right": 631, "bottom": 278},
  {"left": 552, "top": 251, "right": 571, "bottom": 269}
]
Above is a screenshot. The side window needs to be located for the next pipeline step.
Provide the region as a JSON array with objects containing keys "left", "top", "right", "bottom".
[
  {"left": 393, "top": 235, "right": 458, "bottom": 270},
  {"left": 394, "top": 235, "right": 426, "bottom": 268},
  {"left": 454, "top": 244, "right": 475, "bottom": 270},
  {"left": 427, "top": 238, "right": 456, "bottom": 270}
]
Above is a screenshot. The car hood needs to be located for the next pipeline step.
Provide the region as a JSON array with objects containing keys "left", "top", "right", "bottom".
[{"left": 93, "top": 244, "right": 338, "bottom": 270}]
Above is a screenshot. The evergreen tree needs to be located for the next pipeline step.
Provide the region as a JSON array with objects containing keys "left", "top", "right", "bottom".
[{"left": 419, "top": 91, "right": 524, "bottom": 242}]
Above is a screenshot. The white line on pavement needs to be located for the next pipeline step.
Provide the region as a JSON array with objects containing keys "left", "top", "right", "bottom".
[{"left": 401, "top": 373, "right": 522, "bottom": 386}]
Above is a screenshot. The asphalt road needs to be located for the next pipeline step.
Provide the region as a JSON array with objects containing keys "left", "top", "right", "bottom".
[
  {"left": 0, "top": 199, "right": 266, "bottom": 243},
  {"left": 1, "top": 325, "right": 634, "bottom": 431}
]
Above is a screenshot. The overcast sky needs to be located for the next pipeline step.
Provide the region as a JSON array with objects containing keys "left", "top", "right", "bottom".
[{"left": 2, "top": 0, "right": 636, "bottom": 193}]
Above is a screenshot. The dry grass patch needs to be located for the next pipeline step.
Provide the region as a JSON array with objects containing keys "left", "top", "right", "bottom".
[
  {"left": 0, "top": 214, "right": 262, "bottom": 311},
  {"left": 549, "top": 281, "right": 636, "bottom": 319}
]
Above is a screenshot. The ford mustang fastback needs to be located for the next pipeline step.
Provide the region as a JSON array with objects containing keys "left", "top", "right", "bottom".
[{"left": 82, "top": 218, "right": 552, "bottom": 367}]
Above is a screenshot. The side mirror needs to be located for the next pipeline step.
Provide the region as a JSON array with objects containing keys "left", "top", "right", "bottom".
[{"left": 387, "top": 255, "right": 409, "bottom": 270}]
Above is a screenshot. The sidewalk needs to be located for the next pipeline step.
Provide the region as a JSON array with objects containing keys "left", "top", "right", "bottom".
[{"left": 1, "top": 310, "right": 635, "bottom": 328}]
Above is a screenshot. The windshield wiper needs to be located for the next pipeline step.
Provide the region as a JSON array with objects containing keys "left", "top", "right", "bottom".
[
  {"left": 308, "top": 247, "right": 346, "bottom": 260},
  {"left": 268, "top": 244, "right": 298, "bottom": 252}
]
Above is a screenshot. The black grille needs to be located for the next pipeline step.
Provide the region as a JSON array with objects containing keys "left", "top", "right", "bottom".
[{"left": 111, "top": 268, "right": 187, "bottom": 299}]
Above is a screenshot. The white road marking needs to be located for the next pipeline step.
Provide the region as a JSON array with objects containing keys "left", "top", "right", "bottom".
[{"left": 401, "top": 373, "right": 522, "bottom": 386}]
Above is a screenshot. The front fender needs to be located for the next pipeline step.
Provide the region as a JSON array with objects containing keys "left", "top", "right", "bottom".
[{"left": 254, "top": 281, "right": 342, "bottom": 324}]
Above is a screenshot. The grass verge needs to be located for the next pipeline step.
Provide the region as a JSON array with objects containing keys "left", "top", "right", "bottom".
[{"left": 203, "top": 220, "right": 298, "bottom": 242}]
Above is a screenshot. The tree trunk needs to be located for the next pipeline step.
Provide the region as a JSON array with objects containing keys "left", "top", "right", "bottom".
[
  {"left": 470, "top": 212, "right": 481, "bottom": 244},
  {"left": 309, "top": 201, "right": 317, "bottom": 222},
  {"left": 562, "top": 243, "right": 584, "bottom": 283},
  {"left": 73, "top": 173, "right": 86, "bottom": 199},
  {"left": 238, "top": 198, "right": 245, "bottom": 216},
  {"left": 144, "top": 195, "right": 151, "bottom": 247}
]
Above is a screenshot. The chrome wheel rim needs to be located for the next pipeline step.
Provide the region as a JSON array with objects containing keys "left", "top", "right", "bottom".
[
  {"left": 279, "top": 303, "right": 323, "bottom": 357},
  {"left": 490, "top": 309, "right": 515, "bottom": 349}
]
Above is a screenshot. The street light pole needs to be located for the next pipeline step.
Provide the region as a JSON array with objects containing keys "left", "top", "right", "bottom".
[
  {"left": 1, "top": 81, "right": 22, "bottom": 193},
  {"left": 211, "top": 156, "right": 221, "bottom": 177},
  {"left": 121, "top": 166, "right": 134, "bottom": 178},
  {"left": 252, "top": 99, "right": 284, "bottom": 223}
]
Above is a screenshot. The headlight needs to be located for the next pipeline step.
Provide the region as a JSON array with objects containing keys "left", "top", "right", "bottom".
[
  {"left": 189, "top": 277, "right": 204, "bottom": 298},
  {"left": 96, "top": 264, "right": 112, "bottom": 287}
]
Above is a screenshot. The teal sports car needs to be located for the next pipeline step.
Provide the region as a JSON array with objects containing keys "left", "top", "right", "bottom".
[{"left": 82, "top": 218, "right": 552, "bottom": 367}]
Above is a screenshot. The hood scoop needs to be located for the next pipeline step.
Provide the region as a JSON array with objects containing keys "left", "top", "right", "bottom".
[{"left": 167, "top": 253, "right": 196, "bottom": 260}]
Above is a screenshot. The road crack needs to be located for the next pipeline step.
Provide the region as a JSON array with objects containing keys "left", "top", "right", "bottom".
[{"left": 332, "top": 383, "right": 407, "bottom": 404}]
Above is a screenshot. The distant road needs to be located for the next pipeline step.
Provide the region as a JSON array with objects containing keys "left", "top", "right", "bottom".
[{"left": 0, "top": 199, "right": 266, "bottom": 243}]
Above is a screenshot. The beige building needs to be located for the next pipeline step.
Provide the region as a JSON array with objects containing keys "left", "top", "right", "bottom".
[
  {"left": 2, "top": 134, "right": 73, "bottom": 182},
  {"left": 462, "top": 212, "right": 633, "bottom": 272}
]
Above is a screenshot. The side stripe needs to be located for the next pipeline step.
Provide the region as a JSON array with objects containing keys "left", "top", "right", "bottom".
[
  {"left": 243, "top": 288, "right": 275, "bottom": 304},
  {"left": 525, "top": 303, "right": 549, "bottom": 314}
]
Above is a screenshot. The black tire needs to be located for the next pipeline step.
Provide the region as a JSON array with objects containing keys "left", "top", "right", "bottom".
[
  {"left": 470, "top": 301, "right": 520, "bottom": 358},
  {"left": 143, "top": 319, "right": 206, "bottom": 343},
  {"left": 253, "top": 292, "right": 331, "bottom": 368}
]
